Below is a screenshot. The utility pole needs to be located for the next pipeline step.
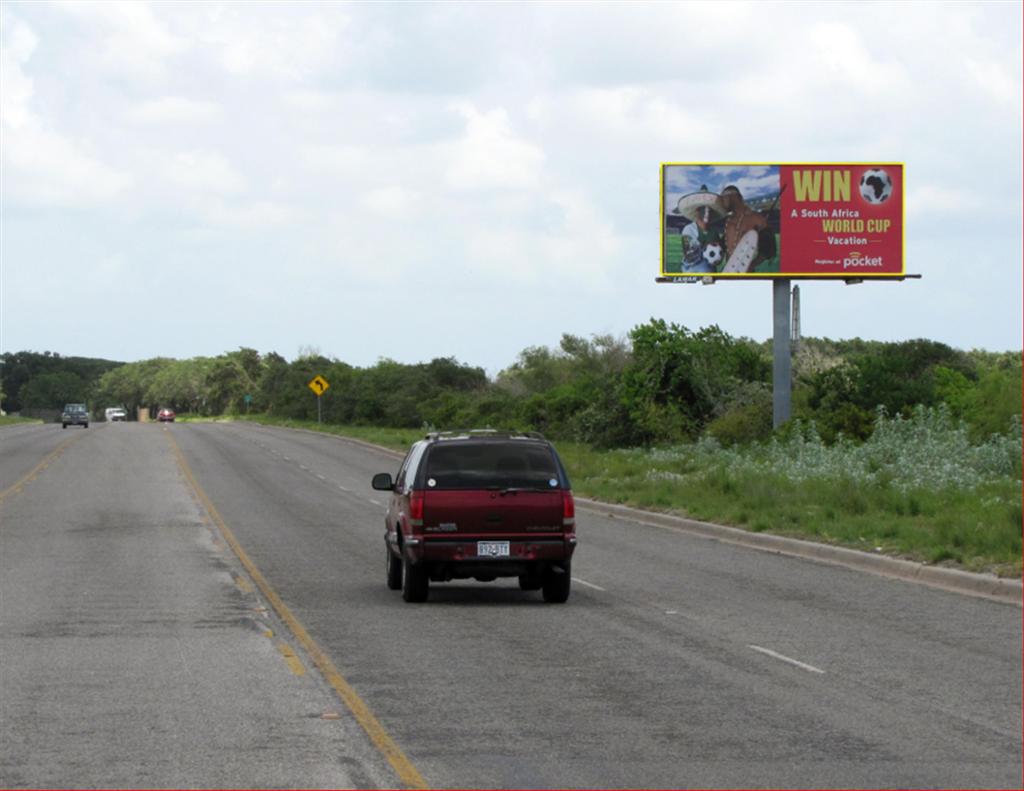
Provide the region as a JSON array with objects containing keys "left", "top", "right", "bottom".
[
  {"left": 791, "top": 284, "right": 801, "bottom": 353},
  {"left": 772, "top": 279, "right": 792, "bottom": 429}
]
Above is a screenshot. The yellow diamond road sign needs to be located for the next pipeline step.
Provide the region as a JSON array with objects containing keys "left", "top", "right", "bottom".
[{"left": 308, "top": 375, "right": 329, "bottom": 395}]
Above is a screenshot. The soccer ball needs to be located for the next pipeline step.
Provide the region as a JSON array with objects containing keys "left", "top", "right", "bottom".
[
  {"left": 702, "top": 243, "right": 723, "bottom": 267},
  {"left": 859, "top": 169, "right": 893, "bottom": 204}
]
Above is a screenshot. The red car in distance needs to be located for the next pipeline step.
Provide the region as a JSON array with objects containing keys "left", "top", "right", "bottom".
[{"left": 157, "top": 408, "right": 176, "bottom": 422}]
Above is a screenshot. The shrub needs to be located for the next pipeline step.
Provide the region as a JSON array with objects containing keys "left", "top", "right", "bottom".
[{"left": 706, "top": 397, "right": 772, "bottom": 447}]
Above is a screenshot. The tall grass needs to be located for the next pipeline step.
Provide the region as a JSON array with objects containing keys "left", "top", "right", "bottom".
[{"left": 558, "top": 406, "right": 1022, "bottom": 577}]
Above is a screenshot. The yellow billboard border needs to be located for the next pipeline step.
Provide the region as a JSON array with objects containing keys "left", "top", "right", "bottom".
[{"left": 659, "top": 162, "right": 906, "bottom": 279}]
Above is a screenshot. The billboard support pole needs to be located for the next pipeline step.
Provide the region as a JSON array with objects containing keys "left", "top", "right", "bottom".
[{"left": 772, "top": 279, "right": 792, "bottom": 429}]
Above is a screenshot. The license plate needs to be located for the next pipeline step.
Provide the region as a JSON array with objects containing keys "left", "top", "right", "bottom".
[{"left": 477, "top": 541, "right": 510, "bottom": 558}]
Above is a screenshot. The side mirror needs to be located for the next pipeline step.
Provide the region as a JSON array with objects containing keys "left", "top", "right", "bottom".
[{"left": 371, "top": 473, "right": 394, "bottom": 491}]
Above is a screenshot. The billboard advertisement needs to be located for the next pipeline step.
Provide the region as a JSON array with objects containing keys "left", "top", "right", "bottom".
[{"left": 661, "top": 163, "right": 904, "bottom": 278}]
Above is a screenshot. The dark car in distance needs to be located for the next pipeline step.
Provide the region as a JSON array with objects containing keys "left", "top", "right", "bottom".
[
  {"left": 157, "top": 408, "right": 176, "bottom": 422},
  {"left": 372, "top": 430, "right": 577, "bottom": 603},
  {"left": 62, "top": 403, "right": 89, "bottom": 429}
]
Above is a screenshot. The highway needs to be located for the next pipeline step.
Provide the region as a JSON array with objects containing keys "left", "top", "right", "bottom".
[{"left": 1, "top": 421, "right": 1020, "bottom": 789}]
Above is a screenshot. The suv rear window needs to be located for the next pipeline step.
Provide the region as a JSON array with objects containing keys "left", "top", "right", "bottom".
[{"left": 419, "top": 442, "right": 564, "bottom": 490}]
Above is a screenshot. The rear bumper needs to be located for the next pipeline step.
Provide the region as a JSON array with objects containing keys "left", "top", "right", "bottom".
[{"left": 399, "top": 534, "right": 576, "bottom": 568}]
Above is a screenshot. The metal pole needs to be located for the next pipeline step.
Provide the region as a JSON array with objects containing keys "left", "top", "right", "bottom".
[
  {"left": 317, "top": 394, "right": 322, "bottom": 424},
  {"left": 772, "top": 279, "right": 792, "bottom": 429},
  {"left": 790, "top": 284, "right": 801, "bottom": 352}
]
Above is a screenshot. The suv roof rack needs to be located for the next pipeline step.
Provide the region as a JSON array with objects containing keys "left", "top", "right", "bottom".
[{"left": 424, "top": 429, "right": 547, "bottom": 441}]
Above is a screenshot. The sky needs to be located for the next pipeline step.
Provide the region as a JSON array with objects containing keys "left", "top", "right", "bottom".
[
  {"left": 664, "top": 165, "right": 781, "bottom": 205},
  {"left": 1, "top": 1, "right": 1021, "bottom": 375}
]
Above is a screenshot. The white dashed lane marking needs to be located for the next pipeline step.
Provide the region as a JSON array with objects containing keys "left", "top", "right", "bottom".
[
  {"left": 748, "top": 645, "right": 825, "bottom": 674},
  {"left": 572, "top": 577, "right": 606, "bottom": 592}
]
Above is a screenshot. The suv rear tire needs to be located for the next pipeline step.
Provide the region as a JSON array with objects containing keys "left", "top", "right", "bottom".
[
  {"left": 518, "top": 574, "right": 542, "bottom": 591},
  {"left": 386, "top": 545, "right": 403, "bottom": 590},
  {"left": 541, "top": 562, "right": 571, "bottom": 603},
  {"left": 402, "top": 561, "right": 429, "bottom": 603}
]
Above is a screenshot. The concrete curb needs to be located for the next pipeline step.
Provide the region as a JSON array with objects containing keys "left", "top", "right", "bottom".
[
  {"left": 577, "top": 497, "right": 1023, "bottom": 607},
  {"left": 241, "top": 422, "right": 1023, "bottom": 607}
]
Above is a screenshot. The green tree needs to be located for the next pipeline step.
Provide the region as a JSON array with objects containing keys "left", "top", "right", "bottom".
[
  {"left": 1, "top": 351, "right": 122, "bottom": 412},
  {"left": 849, "top": 339, "right": 970, "bottom": 416},
  {"left": 961, "top": 357, "right": 1022, "bottom": 440},
  {"left": 621, "top": 320, "right": 769, "bottom": 444},
  {"left": 94, "top": 358, "right": 173, "bottom": 416},
  {"left": 19, "top": 371, "right": 88, "bottom": 409}
]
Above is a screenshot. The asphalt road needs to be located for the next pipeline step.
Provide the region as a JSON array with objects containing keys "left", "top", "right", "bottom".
[{"left": 1, "top": 421, "right": 1021, "bottom": 789}]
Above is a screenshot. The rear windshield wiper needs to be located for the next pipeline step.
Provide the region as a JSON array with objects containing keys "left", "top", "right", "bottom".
[{"left": 498, "top": 486, "right": 552, "bottom": 496}]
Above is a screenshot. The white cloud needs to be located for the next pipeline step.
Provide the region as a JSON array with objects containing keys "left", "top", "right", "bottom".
[
  {"left": 312, "top": 209, "right": 429, "bottom": 287},
  {"left": 162, "top": 151, "right": 246, "bottom": 195},
  {"left": 194, "top": 4, "right": 348, "bottom": 82},
  {"left": 445, "top": 104, "right": 545, "bottom": 191},
  {"left": 199, "top": 199, "right": 298, "bottom": 229},
  {"left": 537, "top": 190, "right": 623, "bottom": 286},
  {"left": 361, "top": 187, "right": 422, "bottom": 215},
  {"left": 806, "top": 22, "right": 913, "bottom": 96},
  {"left": 0, "top": 13, "right": 37, "bottom": 130},
  {"left": 728, "top": 21, "right": 913, "bottom": 117},
  {"left": 299, "top": 144, "right": 371, "bottom": 177},
  {"left": 908, "top": 185, "right": 986, "bottom": 217},
  {"left": 284, "top": 90, "right": 339, "bottom": 113},
  {"left": 964, "top": 57, "right": 1022, "bottom": 109},
  {"left": 565, "top": 87, "right": 718, "bottom": 146},
  {"left": 3, "top": 126, "right": 135, "bottom": 205},
  {"left": 55, "top": 0, "right": 188, "bottom": 82},
  {"left": 464, "top": 189, "right": 623, "bottom": 288},
  {"left": 93, "top": 252, "right": 130, "bottom": 288},
  {"left": 0, "top": 12, "right": 133, "bottom": 206},
  {"left": 125, "top": 97, "right": 223, "bottom": 125}
]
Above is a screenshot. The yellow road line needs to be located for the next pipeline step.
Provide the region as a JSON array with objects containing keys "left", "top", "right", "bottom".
[
  {"left": 233, "top": 573, "right": 255, "bottom": 594},
  {"left": 276, "top": 641, "right": 307, "bottom": 676},
  {"left": 164, "top": 431, "right": 428, "bottom": 790},
  {"left": 0, "top": 432, "right": 86, "bottom": 508}
]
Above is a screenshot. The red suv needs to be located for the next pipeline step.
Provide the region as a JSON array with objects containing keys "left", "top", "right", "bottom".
[{"left": 372, "top": 431, "right": 577, "bottom": 603}]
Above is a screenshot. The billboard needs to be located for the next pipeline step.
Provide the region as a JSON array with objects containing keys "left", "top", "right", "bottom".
[{"left": 661, "top": 163, "right": 904, "bottom": 278}]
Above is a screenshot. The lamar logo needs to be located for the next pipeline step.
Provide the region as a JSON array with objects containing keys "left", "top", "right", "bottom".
[{"left": 843, "top": 252, "right": 883, "bottom": 269}]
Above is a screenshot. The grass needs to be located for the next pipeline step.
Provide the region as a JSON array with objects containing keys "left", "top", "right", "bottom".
[
  {"left": 662, "top": 232, "right": 781, "bottom": 274},
  {"left": 0, "top": 415, "right": 43, "bottom": 426},
  {"left": 229, "top": 412, "right": 1021, "bottom": 578},
  {"left": 565, "top": 441, "right": 1020, "bottom": 576}
]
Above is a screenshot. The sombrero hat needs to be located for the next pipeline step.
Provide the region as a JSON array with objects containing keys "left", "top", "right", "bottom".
[{"left": 671, "top": 186, "right": 725, "bottom": 222}]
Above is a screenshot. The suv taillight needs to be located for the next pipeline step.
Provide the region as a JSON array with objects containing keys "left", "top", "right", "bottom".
[
  {"left": 409, "top": 491, "right": 425, "bottom": 523},
  {"left": 562, "top": 490, "right": 575, "bottom": 526}
]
